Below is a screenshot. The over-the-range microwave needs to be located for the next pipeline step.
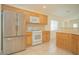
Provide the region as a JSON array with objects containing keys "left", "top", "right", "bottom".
[{"left": 30, "top": 16, "right": 40, "bottom": 23}]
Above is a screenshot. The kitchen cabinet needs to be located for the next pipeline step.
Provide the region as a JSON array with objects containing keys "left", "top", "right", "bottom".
[
  {"left": 40, "top": 15, "right": 48, "bottom": 25},
  {"left": 56, "top": 32, "right": 65, "bottom": 49},
  {"left": 56, "top": 32, "right": 79, "bottom": 54},
  {"left": 77, "top": 35, "right": 79, "bottom": 54},
  {"left": 25, "top": 32, "right": 32, "bottom": 47},
  {"left": 42, "top": 31, "right": 50, "bottom": 42},
  {"left": 72, "top": 34, "right": 79, "bottom": 54},
  {"left": 25, "top": 11, "right": 48, "bottom": 25}
]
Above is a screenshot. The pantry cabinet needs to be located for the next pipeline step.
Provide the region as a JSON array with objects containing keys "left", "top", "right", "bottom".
[
  {"left": 25, "top": 32, "right": 32, "bottom": 47},
  {"left": 42, "top": 31, "right": 50, "bottom": 42},
  {"left": 56, "top": 32, "right": 79, "bottom": 54}
]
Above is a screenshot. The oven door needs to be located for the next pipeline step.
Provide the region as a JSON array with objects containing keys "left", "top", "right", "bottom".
[{"left": 32, "top": 31, "right": 42, "bottom": 45}]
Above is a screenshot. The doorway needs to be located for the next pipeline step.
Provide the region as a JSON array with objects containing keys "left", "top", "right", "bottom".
[{"left": 49, "top": 20, "right": 58, "bottom": 49}]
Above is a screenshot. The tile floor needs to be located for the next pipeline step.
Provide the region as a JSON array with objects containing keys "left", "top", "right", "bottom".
[{"left": 13, "top": 42, "right": 73, "bottom": 55}]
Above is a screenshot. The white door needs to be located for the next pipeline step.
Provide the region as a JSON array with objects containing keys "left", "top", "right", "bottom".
[
  {"left": 50, "top": 20, "right": 58, "bottom": 48},
  {"left": 51, "top": 20, "right": 58, "bottom": 31}
]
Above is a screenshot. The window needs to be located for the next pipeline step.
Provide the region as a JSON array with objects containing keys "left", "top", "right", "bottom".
[
  {"left": 73, "top": 24, "right": 78, "bottom": 28},
  {"left": 50, "top": 20, "right": 58, "bottom": 31}
]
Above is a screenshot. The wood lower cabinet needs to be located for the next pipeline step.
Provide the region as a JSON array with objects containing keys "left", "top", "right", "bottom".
[
  {"left": 77, "top": 35, "right": 79, "bottom": 54},
  {"left": 25, "top": 32, "right": 32, "bottom": 47},
  {"left": 72, "top": 35, "right": 79, "bottom": 54},
  {"left": 42, "top": 31, "right": 50, "bottom": 42},
  {"left": 56, "top": 32, "right": 79, "bottom": 54}
]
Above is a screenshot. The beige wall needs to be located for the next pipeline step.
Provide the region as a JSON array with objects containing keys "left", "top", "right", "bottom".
[
  {"left": 47, "top": 15, "right": 66, "bottom": 30},
  {"left": 0, "top": 4, "right": 1, "bottom": 53},
  {"left": 65, "top": 19, "right": 79, "bottom": 29}
]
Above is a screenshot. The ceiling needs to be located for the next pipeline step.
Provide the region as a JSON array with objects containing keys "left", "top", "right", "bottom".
[{"left": 11, "top": 4, "right": 79, "bottom": 20}]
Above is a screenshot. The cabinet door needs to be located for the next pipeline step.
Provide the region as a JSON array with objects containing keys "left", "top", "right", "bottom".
[
  {"left": 43, "top": 15, "right": 48, "bottom": 24},
  {"left": 77, "top": 35, "right": 79, "bottom": 54},
  {"left": 40, "top": 15, "right": 48, "bottom": 24},
  {"left": 42, "top": 31, "right": 50, "bottom": 42},
  {"left": 73, "top": 35, "right": 79, "bottom": 54},
  {"left": 56, "top": 32, "right": 64, "bottom": 48},
  {"left": 26, "top": 32, "right": 32, "bottom": 47},
  {"left": 3, "top": 10, "right": 16, "bottom": 37},
  {"left": 64, "top": 34, "right": 72, "bottom": 51},
  {"left": 26, "top": 37, "right": 32, "bottom": 46}
]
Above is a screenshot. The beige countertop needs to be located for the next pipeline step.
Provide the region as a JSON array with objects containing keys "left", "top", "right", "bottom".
[{"left": 57, "top": 28, "right": 79, "bottom": 35}]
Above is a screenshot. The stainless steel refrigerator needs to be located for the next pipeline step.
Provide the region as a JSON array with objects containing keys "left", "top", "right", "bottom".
[{"left": 2, "top": 10, "right": 26, "bottom": 54}]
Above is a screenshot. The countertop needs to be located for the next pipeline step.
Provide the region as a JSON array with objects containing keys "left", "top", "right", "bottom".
[{"left": 57, "top": 28, "right": 79, "bottom": 35}]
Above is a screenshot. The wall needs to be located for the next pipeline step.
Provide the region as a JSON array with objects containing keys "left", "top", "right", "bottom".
[
  {"left": 56, "top": 19, "right": 79, "bottom": 32},
  {"left": 45, "top": 17, "right": 50, "bottom": 31},
  {"left": 65, "top": 19, "right": 79, "bottom": 29},
  {"left": 0, "top": 4, "right": 1, "bottom": 54},
  {"left": 47, "top": 15, "right": 65, "bottom": 45}
]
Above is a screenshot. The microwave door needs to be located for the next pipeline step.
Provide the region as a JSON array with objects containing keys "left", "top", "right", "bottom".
[{"left": 3, "top": 10, "right": 17, "bottom": 37}]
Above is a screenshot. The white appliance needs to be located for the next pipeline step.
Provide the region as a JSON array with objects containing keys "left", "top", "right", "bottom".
[
  {"left": 32, "top": 30, "right": 42, "bottom": 46},
  {"left": 2, "top": 10, "right": 26, "bottom": 54},
  {"left": 28, "top": 26, "right": 42, "bottom": 46},
  {"left": 30, "top": 16, "right": 40, "bottom": 23}
]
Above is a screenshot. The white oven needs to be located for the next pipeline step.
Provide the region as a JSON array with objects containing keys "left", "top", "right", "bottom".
[{"left": 32, "top": 31, "right": 42, "bottom": 46}]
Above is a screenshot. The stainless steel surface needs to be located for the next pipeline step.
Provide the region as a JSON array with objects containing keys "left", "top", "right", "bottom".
[
  {"left": 2, "top": 10, "right": 26, "bottom": 54},
  {"left": 3, "top": 10, "right": 17, "bottom": 37},
  {"left": 16, "top": 13, "right": 24, "bottom": 36},
  {"left": 3, "top": 37, "right": 26, "bottom": 54}
]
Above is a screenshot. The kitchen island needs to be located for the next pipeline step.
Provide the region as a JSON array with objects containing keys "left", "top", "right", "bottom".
[{"left": 56, "top": 29, "right": 79, "bottom": 54}]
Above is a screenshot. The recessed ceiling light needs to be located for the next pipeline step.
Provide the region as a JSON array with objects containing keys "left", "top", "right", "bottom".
[{"left": 43, "top": 6, "right": 46, "bottom": 8}]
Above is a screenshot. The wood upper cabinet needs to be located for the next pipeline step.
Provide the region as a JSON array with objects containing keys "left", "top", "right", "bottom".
[
  {"left": 40, "top": 15, "right": 48, "bottom": 25},
  {"left": 42, "top": 31, "right": 50, "bottom": 42},
  {"left": 25, "top": 32, "right": 32, "bottom": 47},
  {"left": 25, "top": 11, "right": 48, "bottom": 25}
]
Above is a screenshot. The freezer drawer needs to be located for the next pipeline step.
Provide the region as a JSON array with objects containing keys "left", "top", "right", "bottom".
[
  {"left": 15, "top": 36, "right": 26, "bottom": 52},
  {"left": 3, "top": 36, "right": 26, "bottom": 54},
  {"left": 3, "top": 37, "right": 17, "bottom": 54}
]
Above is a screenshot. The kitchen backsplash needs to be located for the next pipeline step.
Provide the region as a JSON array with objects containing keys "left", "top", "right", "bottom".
[{"left": 26, "top": 24, "right": 46, "bottom": 31}]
